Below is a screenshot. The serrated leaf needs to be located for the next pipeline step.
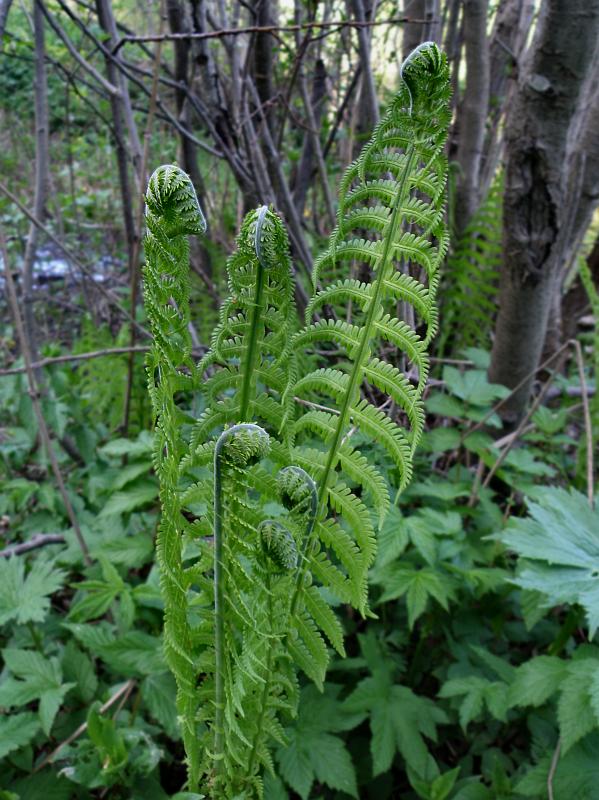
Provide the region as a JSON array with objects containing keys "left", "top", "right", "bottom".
[
  {"left": 509, "top": 656, "right": 567, "bottom": 708},
  {"left": 142, "top": 673, "right": 179, "bottom": 739},
  {"left": 99, "top": 481, "right": 158, "bottom": 517},
  {"left": 558, "top": 660, "right": 599, "bottom": 752},
  {"left": 500, "top": 487, "right": 599, "bottom": 635},
  {"left": 0, "top": 712, "right": 40, "bottom": 758},
  {"left": 0, "top": 557, "right": 66, "bottom": 626}
]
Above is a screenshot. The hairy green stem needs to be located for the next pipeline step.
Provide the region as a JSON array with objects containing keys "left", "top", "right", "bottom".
[
  {"left": 239, "top": 206, "right": 269, "bottom": 421},
  {"left": 213, "top": 423, "right": 270, "bottom": 786}
]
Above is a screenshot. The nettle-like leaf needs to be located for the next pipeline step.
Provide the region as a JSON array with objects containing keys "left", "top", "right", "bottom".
[
  {"left": 508, "top": 649, "right": 599, "bottom": 754},
  {"left": 343, "top": 632, "right": 447, "bottom": 780},
  {"left": 0, "top": 649, "right": 75, "bottom": 735},
  {"left": 499, "top": 487, "right": 599, "bottom": 634},
  {"left": 286, "top": 40, "right": 450, "bottom": 650},
  {"left": 0, "top": 556, "right": 66, "bottom": 626},
  {"left": 276, "top": 685, "right": 361, "bottom": 800}
]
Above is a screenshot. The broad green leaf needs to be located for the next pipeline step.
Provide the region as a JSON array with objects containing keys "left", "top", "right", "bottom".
[
  {"left": 277, "top": 686, "right": 359, "bottom": 799},
  {"left": 558, "top": 660, "right": 599, "bottom": 753},
  {"left": 508, "top": 656, "right": 567, "bottom": 708},
  {"left": 62, "top": 641, "right": 98, "bottom": 703},
  {"left": 1, "top": 649, "right": 74, "bottom": 734},
  {"left": 0, "top": 712, "right": 40, "bottom": 759},
  {"left": 500, "top": 487, "right": 599, "bottom": 635},
  {"left": 99, "top": 481, "right": 158, "bottom": 517},
  {"left": 142, "top": 673, "right": 179, "bottom": 739},
  {"left": 0, "top": 556, "right": 66, "bottom": 626},
  {"left": 515, "top": 731, "right": 599, "bottom": 797}
]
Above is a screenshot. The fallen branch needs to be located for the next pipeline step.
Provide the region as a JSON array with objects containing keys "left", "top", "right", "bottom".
[
  {"left": 34, "top": 679, "right": 136, "bottom": 771},
  {"left": 0, "top": 533, "right": 65, "bottom": 558}
]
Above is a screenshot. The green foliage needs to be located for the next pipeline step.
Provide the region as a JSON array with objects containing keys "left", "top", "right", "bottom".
[
  {"left": 499, "top": 487, "right": 599, "bottom": 634},
  {"left": 0, "top": 556, "right": 66, "bottom": 625},
  {"left": 438, "top": 177, "right": 503, "bottom": 356},
  {"left": 287, "top": 40, "right": 450, "bottom": 644}
]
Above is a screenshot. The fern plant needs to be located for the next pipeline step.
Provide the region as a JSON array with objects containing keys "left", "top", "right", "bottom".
[
  {"left": 143, "top": 41, "right": 450, "bottom": 798},
  {"left": 437, "top": 175, "right": 503, "bottom": 357}
]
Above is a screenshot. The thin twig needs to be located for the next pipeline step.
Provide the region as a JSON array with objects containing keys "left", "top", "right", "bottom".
[
  {"left": 547, "top": 737, "right": 561, "bottom": 800},
  {"left": 1, "top": 229, "right": 91, "bottom": 566},
  {"left": 112, "top": 16, "right": 437, "bottom": 53},
  {"left": 0, "top": 346, "right": 151, "bottom": 376},
  {"left": 572, "top": 338, "right": 595, "bottom": 507},
  {"left": 0, "top": 181, "right": 150, "bottom": 338},
  {"left": 34, "top": 680, "right": 136, "bottom": 771},
  {"left": 0, "top": 533, "right": 65, "bottom": 558},
  {"left": 0, "top": 344, "right": 208, "bottom": 377}
]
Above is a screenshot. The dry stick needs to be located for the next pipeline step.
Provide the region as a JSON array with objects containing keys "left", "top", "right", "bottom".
[
  {"left": 38, "top": 1, "right": 121, "bottom": 96},
  {"left": 121, "top": 0, "right": 165, "bottom": 434},
  {"left": 547, "top": 737, "right": 561, "bottom": 800},
  {"left": 112, "top": 15, "right": 435, "bottom": 52},
  {"left": 0, "top": 181, "right": 149, "bottom": 338},
  {"left": 459, "top": 339, "right": 572, "bottom": 446},
  {"left": 0, "top": 346, "right": 151, "bottom": 377},
  {"left": 572, "top": 338, "right": 595, "bottom": 507},
  {"left": 1, "top": 230, "right": 92, "bottom": 566},
  {"left": 0, "top": 533, "right": 66, "bottom": 559},
  {"left": 469, "top": 367, "right": 558, "bottom": 505},
  {"left": 34, "top": 679, "right": 135, "bottom": 772},
  {"left": 0, "top": 344, "right": 207, "bottom": 377}
]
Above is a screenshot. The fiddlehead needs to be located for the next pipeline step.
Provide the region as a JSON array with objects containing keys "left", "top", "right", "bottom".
[
  {"left": 213, "top": 424, "right": 271, "bottom": 790},
  {"left": 143, "top": 164, "right": 206, "bottom": 790},
  {"left": 186, "top": 205, "right": 295, "bottom": 457},
  {"left": 285, "top": 42, "right": 451, "bottom": 675}
]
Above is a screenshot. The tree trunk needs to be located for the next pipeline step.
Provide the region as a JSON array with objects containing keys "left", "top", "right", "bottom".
[
  {"left": 22, "top": 0, "right": 50, "bottom": 363},
  {"left": 403, "top": 0, "right": 441, "bottom": 59},
  {"left": 489, "top": 0, "right": 599, "bottom": 422},
  {"left": 292, "top": 58, "right": 329, "bottom": 219},
  {"left": 166, "top": 0, "right": 213, "bottom": 280},
  {"left": 480, "top": 0, "right": 534, "bottom": 190},
  {"left": 453, "top": 0, "right": 490, "bottom": 235}
]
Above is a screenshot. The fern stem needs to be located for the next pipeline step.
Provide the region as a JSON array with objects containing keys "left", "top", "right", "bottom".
[
  {"left": 246, "top": 572, "right": 274, "bottom": 778},
  {"left": 213, "top": 423, "right": 270, "bottom": 787},
  {"left": 291, "top": 147, "right": 417, "bottom": 614},
  {"left": 239, "top": 206, "right": 269, "bottom": 421},
  {"left": 213, "top": 429, "right": 227, "bottom": 787}
]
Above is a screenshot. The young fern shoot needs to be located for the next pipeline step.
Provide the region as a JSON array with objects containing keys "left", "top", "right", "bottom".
[
  {"left": 143, "top": 41, "right": 450, "bottom": 798},
  {"left": 285, "top": 42, "right": 451, "bottom": 676}
]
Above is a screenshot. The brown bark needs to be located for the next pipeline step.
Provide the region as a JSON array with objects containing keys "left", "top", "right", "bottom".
[
  {"left": 489, "top": 0, "right": 599, "bottom": 422},
  {"left": 480, "top": 0, "right": 534, "bottom": 190},
  {"left": 453, "top": 0, "right": 490, "bottom": 235},
  {"left": 22, "top": 0, "right": 50, "bottom": 364},
  {"left": 292, "top": 58, "right": 329, "bottom": 217},
  {"left": 167, "top": 0, "right": 213, "bottom": 280},
  {"left": 403, "top": 0, "right": 441, "bottom": 58}
]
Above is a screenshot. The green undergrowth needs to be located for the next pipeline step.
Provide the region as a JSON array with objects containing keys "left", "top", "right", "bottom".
[{"left": 0, "top": 339, "right": 596, "bottom": 798}]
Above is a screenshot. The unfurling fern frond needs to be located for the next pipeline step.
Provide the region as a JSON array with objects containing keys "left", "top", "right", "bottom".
[
  {"left": 143, "top": 164, "right": 207, "bottom": 789},
  {"left": 144, "top": 43, "right": 450, "bottom": 797},
  {"left": 437, "top": 175, "right": 503, "bottom": 356},
  {"left": 190, "top": 205, "right": 295, "bottom": 450},
  {"left": 286, "top": 42, "right": 450, "bottom": 652}
]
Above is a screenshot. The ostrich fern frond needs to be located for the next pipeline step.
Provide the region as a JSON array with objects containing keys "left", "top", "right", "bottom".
[
  {"left": 286, "top": 42, "right": 451, "bottom": 644},
  {"left": 143, "top": 40, "right": 450, "bottom": 798},
  {"left": 437, "top": 175, "right": 503, "bottom": 356}
]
